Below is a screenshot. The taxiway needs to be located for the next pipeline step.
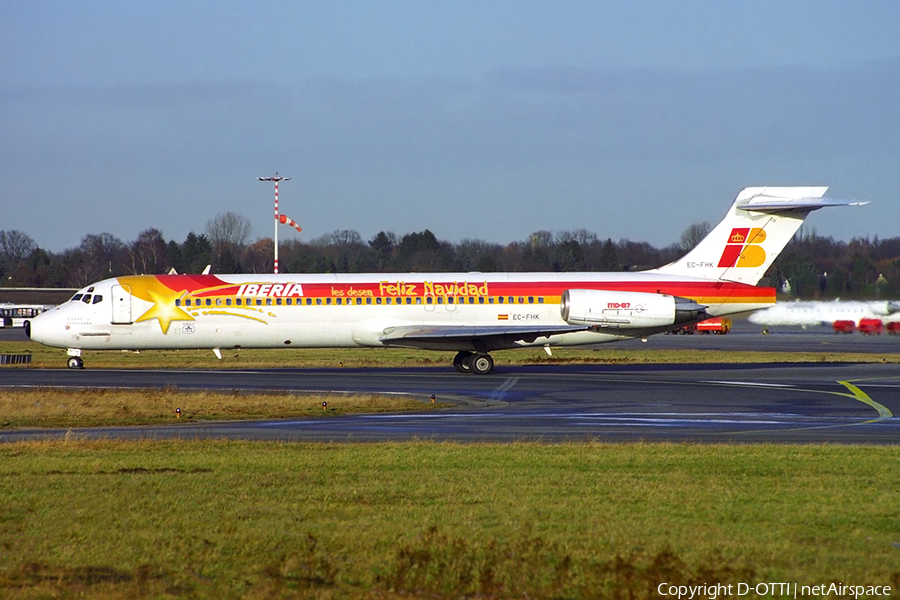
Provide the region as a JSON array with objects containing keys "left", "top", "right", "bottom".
[{"left": 2, "top": 362, "right": 898, "bottom": 444}]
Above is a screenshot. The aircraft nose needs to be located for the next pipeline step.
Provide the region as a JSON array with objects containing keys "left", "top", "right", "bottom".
[{"left": 26, "top": 308, "right": 62, "bottom": 347}]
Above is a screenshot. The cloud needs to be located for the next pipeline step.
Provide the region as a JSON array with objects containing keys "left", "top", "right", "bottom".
[{"left": 1, "top": 59, "right": 898, "bottom": 250}]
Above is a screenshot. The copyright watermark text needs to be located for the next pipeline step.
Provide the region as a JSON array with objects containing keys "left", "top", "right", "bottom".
[{"left": 657, "top": 582, "right": 892, "bottom": 599}]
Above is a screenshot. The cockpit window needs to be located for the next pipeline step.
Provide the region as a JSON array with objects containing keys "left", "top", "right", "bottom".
[
  {"left": 87, "top": 287, "right": 95, "bottom": 293},
  {"left": 81, "top": 295, "right": 92, "bottom": 304},
  {"left": 92, "top": 295, "right": 103, "bottom": 304},
  {"left": 71, "top": 294, "right": 84, "bottom": 302}
]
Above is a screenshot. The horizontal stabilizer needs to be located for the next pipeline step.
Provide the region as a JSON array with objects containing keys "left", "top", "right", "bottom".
[{"left": 737, "top": 195, "right": 869, "bottom": 213}]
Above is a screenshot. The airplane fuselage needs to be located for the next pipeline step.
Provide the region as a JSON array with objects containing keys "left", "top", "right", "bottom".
[{"left": 29, "top": 271, "right": 773, "bottom": 354}]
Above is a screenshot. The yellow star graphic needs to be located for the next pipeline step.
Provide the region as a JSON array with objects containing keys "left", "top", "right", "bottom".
[{"left": 135, "top": 288, "right": 194, "bottom": 334}]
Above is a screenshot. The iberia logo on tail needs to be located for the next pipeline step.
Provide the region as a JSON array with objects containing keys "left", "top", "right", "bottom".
[{"left": 717, "top": 228, "right": 767, "bottom": 268}]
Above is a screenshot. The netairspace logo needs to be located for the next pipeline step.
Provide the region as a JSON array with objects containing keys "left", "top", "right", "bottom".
[{"left": 657, "top": 582, "right": 892, "bottom": 599}]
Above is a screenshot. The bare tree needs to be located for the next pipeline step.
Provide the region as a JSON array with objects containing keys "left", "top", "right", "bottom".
[
  {"left": 242, "top": 238, "right": 274, "bottom": 274},
  {"left": 79, "top": 233, "right": 125, "bottom": 277},
  {"left": 127, "top": 228, "right": 167, "bottom": 274},
  {"left": 206, "top": 212, "right": 252, "bottom": 253},
  {"left": 680, "top": 221, "right": 712, "bottom": 252},
  {"left": 0, "top": 230, "right": 37, "bottom": 274}
]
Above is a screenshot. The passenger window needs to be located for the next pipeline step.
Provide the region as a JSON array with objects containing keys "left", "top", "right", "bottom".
[
  {"left": 206, "top": 299, "right": 212, "bottom": 306},
  {"left": 366, "top": 298, "right": 372, "bottom": 305},
  {"left": 447, "top": 297, "right": 454, "bottom": 304},
  {"left": 276, "top": 298, "right": 282, "bottom": 306},
  {"left": 236, "top": 299, "right": 242, "bottom": 306},
  {"left": 266, "top": 298, "right": 272, "bottom": 306},
  {"left": 538, "top": 297, "right": 544, "bottom": 304},
  {"left": 478, "top": 297, "right": 484, "bottom": 304},
  {"left": 510, "top": 297, "right": 516, "bottom": 304},
  {"left": 256, "top": 299, "right": 262, "bottom": 306},
  {"left": 216, "top": 298, "right": 223, "bottom": 306},
  {"left": 226, "top": 299, "right": 232, "bottom": 306},
  {"left": 356, "top": 298, "right": 362, "bottom": 305},
  {"left": 316, "top": 298, "right": 322, "bottom": 305},
  {"left": 498, "top": 297, "right": 504, "bottom": 304},
  {"left": 376, "top": 297, "right": 382, "bottom": 305},
  {"left": 336, "top": 297, "right": 342, "bottom": 305},
  {"left": 426, "top": 297, "right": 433, "bottom": 305},
  {"left": 306, "top": 298, "right": 312, "bottom": 305},
  {"left": 93, "top": 295, "right": 103, "bottom": 304},
  {"left": 407, "top": 297, "right": 413, "bottom": 305},
  {"left": 437, "top": 297, "right": 444, "bottom": 305},
  {"left": 469, "top": 297, "right": 475, "bottom": 304},
  {"left": 175, "top": 299, "right": 181, "bottom": 307},
  {"left": 527, "top": 297, "right": 533, "bottom": 304}
]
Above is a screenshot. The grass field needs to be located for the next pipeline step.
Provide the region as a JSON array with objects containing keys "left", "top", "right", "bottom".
[
  {"left": 1, "top": 440, "right": 898, "bottom": 599},
  {"left": 3, "top": 340, "right": 899, "bottom": 598},
  {"left": 0, "top": 388, "right": 438, "bottom": 429}
]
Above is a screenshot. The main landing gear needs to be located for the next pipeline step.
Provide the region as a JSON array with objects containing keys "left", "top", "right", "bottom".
[{"left": 453, "top": 351, "right": 494, "bottom": 375}]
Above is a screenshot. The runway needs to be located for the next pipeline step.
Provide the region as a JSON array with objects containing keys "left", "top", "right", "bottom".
[{"left": 2, "top": 362, "right": 898, "bottom": 443}]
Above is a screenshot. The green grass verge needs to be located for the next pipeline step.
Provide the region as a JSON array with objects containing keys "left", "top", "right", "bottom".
[
  {"left": 2, "top": 340, "right": 899, "bottom": 370},
  {"left": 1, "top": 440, "right": 898, "bottom": 599},
  {"left": 0, "top": 388, "right": 440, "bottom": 429}
]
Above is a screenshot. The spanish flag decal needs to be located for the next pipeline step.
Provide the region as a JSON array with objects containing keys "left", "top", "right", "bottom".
[{"left": 497, "top": 314, "right": 509, "bottom": 321}]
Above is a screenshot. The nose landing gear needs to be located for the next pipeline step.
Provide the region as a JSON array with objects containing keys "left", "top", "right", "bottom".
[{"left": 66, "top": 349, "right": 84, "bottom": 369}]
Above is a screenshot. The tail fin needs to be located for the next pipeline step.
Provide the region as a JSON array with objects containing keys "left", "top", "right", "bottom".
[{"left": 652, "top": 187, "right": 867, "bottom": 285}]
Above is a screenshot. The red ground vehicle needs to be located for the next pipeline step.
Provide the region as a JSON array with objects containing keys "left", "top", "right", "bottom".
[
  {"left": 832, "top": 320, "right": 856, "bottom": 334},
  {"left": 695, "top": 317, "right": 731, "bottom": 334},
  {"left": 857, "top": 318, "right": 884, "bottom": 335},
  {"left": 667, "top": 317, "right": 731, "bottom": 335},
  {"left": 887, "top": 322, "right": 900, "bottom": 335}
]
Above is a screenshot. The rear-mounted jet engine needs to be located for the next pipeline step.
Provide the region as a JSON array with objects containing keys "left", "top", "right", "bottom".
[{"left": 560, "top": 289, "right": 707, "bottom": 330}]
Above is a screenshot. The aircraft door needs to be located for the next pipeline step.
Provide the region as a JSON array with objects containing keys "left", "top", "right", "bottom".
[{"left": 111, "top": 284, "right": 132, "bottom": 324}]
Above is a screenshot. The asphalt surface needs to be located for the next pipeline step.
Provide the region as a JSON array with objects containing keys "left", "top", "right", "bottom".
[
  {"left": 2, "top": 361, "right": 898, "bottom": 444},
  {"left": 3, "top": 319, "right": 898, "bottom": 443},
  {"left": 4, "top": 318, "right": 900, "bottom": 352}
]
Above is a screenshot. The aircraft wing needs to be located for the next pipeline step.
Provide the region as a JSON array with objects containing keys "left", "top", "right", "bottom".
[{"left": 380, "top": 324, "right": 588, "bottom": 346}]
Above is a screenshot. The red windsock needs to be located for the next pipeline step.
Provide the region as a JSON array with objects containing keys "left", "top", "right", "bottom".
[{"left": 278, "top": 214, "right": 302, "bottom": 232}]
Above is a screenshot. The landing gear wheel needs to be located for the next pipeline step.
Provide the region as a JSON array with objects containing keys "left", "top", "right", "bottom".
[
  {"left": 66, "top": 356, "right": 84, "bottom": 370},
  {"left": 453, "top": 351, "right": 473, "bottom": 373},
  {"left": 469, "top": 353, "right": 494, "bottom": 375}
]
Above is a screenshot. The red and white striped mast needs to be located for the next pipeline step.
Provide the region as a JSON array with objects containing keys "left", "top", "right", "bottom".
[{"left": 257, "top": 173, "right": 291, "bottom": 274}]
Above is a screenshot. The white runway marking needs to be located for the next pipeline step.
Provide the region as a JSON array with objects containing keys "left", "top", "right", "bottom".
[
  {"left": 489, "top": 377, "right": 519, "bottom": 401},
  {"left": 703, "top": 380, "right": 795, "bottom": 388}
]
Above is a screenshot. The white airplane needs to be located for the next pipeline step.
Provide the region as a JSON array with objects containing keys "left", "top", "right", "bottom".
[
  {"left": 748, "top": 299, "right": 900, "bottom": 330},
  {"left": 27, "top": 187, "right": 864, "bottom": 373}
]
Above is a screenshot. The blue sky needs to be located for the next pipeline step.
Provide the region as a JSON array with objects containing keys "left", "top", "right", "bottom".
[{"left": 2, "top": 1, "right": 899, "bottom": 252}]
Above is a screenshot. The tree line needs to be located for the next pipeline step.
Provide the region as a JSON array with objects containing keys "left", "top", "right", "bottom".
[{"left": 0, "top": 213, "right": 896, "bottom": 299}]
